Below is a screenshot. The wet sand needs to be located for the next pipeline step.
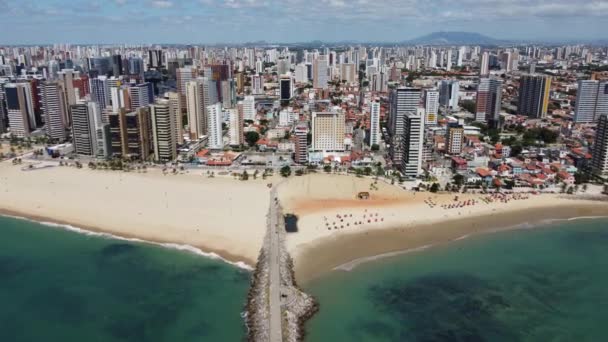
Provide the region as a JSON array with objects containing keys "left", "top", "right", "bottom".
[{"left": 293, "top": 202, "right": 608, "bottom": 284}]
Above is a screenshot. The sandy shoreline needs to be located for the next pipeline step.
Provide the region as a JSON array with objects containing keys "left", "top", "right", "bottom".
[
  {"left": 0, "top": 161, "right": 272, "bottom": 267},
  {"left": 291, "top": 203, "right": 608, "bottom": 284},
  {"left": 2, "top": 164, "right": 607, "bottom": 286},
  {"left": 0, "top": 208, "right": 254, "bottom": 269},
  {"left": 275, "top": 174, "right": 608, "bottom": 285}
]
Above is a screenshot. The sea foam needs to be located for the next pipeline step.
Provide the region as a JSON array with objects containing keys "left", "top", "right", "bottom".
[{"left": 1, "top": 213, "right": 253, "bottom": 271}]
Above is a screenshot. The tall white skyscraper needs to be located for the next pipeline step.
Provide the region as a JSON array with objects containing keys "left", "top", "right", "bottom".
[
  {"left": 177, "top": 67, "right": 195, "bottom": 110},
  {"left": 591, "top": 114, "right": 608, "bottom": 177},
  {"left": 228, "top": 108, "right": 243, "bottom": 146},
  {"left": 313, "top": 56, "right": 329, "bottom": 89},
  {"left": 40, "top": 81, "right": 68, "bottom": 141},
  {"left": 71, "top": 101, "right": 109, "bottom": 158},
  {"left": 424, "top": 89, "right": 440, "bottom": 126},
  {"left": 295, "top": 64, "right": 308, "bottom": 83},
  {"left": 241, "top": 96, "right": 256, "bottom": 121},
  {"left": 574, "top": 80, "right": 608, "bottom": 123},
  {"left": 369, "top": 101, "right": 381, "bottom": 147},
  {"left": 206, "top": 102, "right": 224, "bottom": 149},
  {"left": 389, "top": 87, "right": 422, "bottom": 166},
  {"left": 480, "top": 52, "right": 490, "bottom": 76},
  {"left": 457, "top": 46, "right": 466, "bottom": 67},
  {"left": 186, "top": 77, "right": 217, "bottom": 140},
  {"left": 401, "top": 108, "right": 425, "bottom": 178},
  {"left": 446, "top": 50, "right": 453, "bottom": 71}
]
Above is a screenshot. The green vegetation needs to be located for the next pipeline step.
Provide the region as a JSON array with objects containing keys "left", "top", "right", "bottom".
[
  {"left": 280, "top": 165, "right": 292, "bottom": 178},
  {"left": 460, "top": 100, "right": 476, "bottom": 114},
  {"left": 245, "top": 132, "right": 260, "bottom": 147}
]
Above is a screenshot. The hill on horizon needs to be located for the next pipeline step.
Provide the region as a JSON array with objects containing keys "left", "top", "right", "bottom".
[{"left": 405, "top": 31, "right": 504, "bottom": 45}]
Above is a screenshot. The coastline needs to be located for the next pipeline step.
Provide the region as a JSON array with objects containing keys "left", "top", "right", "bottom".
[
  {"left": 292, "top": 201, "right": 608, "bottom": 285},
  {"left": 0, "top": 162, "right": 272, "bottom": 268},
  {"left": 0, "top": 208, "right": 255, "bottom": 270}
]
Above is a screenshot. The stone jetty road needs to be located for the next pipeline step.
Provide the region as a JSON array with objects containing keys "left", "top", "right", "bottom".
[{"left": 268, "top": 186, "right": 283, "bottom": 342}]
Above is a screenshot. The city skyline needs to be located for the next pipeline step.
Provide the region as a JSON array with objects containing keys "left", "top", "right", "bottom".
[{"left": 0, "top": 0, "right": 607, "bottom": 44}]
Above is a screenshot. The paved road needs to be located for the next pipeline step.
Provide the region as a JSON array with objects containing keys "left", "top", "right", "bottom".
[{"left": 268, "top": 187, "right": 283, "bottom": 342}]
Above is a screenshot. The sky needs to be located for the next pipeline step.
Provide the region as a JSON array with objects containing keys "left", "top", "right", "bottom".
[{"left": 0, "top": 0, "right": 607, "bottom": 44}]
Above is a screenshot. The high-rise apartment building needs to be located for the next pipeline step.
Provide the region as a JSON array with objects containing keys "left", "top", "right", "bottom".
[
  {"left": 40, "top": 81, "right": 68, "bottom": 141},
  {"left": 129, "top": 83, "right": 154, "bottom": 109},
  {"left": 186, "top": 77, "right": 218, "bottom": 140},
  {"left": 446, "top": 125, "right": 464, "bottom": 155},
  {"left": 389, "top": 87, "right": 422, "bottom": 166},
  {"left": 313, "top": 56, "right": 329, "bottom": 89},
  {"left": 110, "top": 86, "right": 131, "bottom": 113},
  {"left": 241, "top": 96, "right": 256, "bottom": 121},
  {"left": 251, "top": 75, "right": 263, "bottom": 95},
  {"left": 476, "top": 78, "right": 503, "bottom": 126},
  {"left": 401, "top": 108, "right": 425, "bottom": 178},
  {"left": 480, "top": 52, "right": 490, "bottom": 76},
  {"left": 71, "top": 101, "right": 109, "bottom": 158},
  {"left": 369, "top": 101, "right": 381, "bottom": 147},
  {"left": 150, "top": 100, "right": 177, "bottom": 162},
  {"left": 295, "top": 64, "right": 308, "bottom": 83},
  {"left": 574, "top": 80, "right": 608, "bottom": 123},
  {"left": 177, "top": 67, "right": 195, "bottom": 111},
  {"left": 518, "top": 74, "right": 551, "bottom": 118},
  {"left": 294, "top": 123, "right": 308, "bottom": 164},
  {"left": 167, "top": 92, "right": 183, "bottom": 145},
  {"left": 90, "top": 76, "right": 110, "bottom": 110},
  {"left": 424, "top": 89, "right": 440, "bottom": 126},
  {"left": 57, "top": 69, "right": 78, "bottom": 107},
  {"left": 108, "top": 107, "right": 152, "bottom": 160},
  {"left": 5, "top": 83, "right": 35, "bottom": 138},
  {"left": 206, "top": 102, "right": 224, "bottom": 149},
  {"left": 280, "top": 75, "right": 294, "bottom": 101},
  {"left": 591, "top": 114, "right": 608, "bottom": 178},
  {"left": 311, "top": 111, "right": 345, "bottom": 152},
  {"left": 339, "top": 63, "right": 356, "bottom": 83},
  {"left": 228, "top": 108, "right": 243, "bottom": 146},
  {"left": 439, "top": 80, "right": 459, "bottom": 110}
]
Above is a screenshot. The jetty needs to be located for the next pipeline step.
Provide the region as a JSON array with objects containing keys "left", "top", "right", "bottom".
[{"left": 246, "top": 185, "right": 318, "bottom": 342}]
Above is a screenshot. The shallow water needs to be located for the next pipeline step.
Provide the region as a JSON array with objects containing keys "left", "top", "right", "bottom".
[
  {"left": 305, "top": 218, "right": 608, "bottom": 341},
  {"left": 0, "top": 216, "right": 250, "bottom": 341}
]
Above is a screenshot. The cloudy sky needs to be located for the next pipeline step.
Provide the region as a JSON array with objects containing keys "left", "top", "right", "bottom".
[{"left": 0, "top": 0, "right": 606, "bottom": 44}]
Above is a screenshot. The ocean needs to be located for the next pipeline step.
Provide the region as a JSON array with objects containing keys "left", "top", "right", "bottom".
[
  {"left": 0, "top": 215, "right": 250, "bottom": 342},
  {"left": 304, "top": 218, "right": 608, "bottom": 341}
]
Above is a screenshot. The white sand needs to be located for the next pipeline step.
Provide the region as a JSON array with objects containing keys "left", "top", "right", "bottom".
[
  {"left": 0, "top": 160, "right": 271, "bottom": 265},
  {"left": 277, "top": 174, "right": 607, "bottom": 271}
]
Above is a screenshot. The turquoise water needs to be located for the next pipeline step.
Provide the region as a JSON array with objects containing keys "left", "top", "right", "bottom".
[
  {"left": 0, "top": 216, "right": 250, "bottom": 341},
  {"left": 305, "top": 218, "right": 608, "bottom": 342}
]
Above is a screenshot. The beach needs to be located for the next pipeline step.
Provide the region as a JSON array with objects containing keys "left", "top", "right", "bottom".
[
  {"left": 276, "top": 174, "right": 608, "bottom": 284},
  {"left": 0, "top": 160, "right": 271, "bottom": 266},
  {"left": 2, "top": 162, "right": 607, "bottom": 282}
]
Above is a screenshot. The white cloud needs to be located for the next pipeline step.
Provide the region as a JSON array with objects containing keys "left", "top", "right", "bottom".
[{"left": 151, "top": 0, "right": 174, "bottom": 8}]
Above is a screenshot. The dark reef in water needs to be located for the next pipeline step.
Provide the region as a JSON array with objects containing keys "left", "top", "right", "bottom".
[{"left": 368, "top": 273, "right": 517, "bottom": 341}]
